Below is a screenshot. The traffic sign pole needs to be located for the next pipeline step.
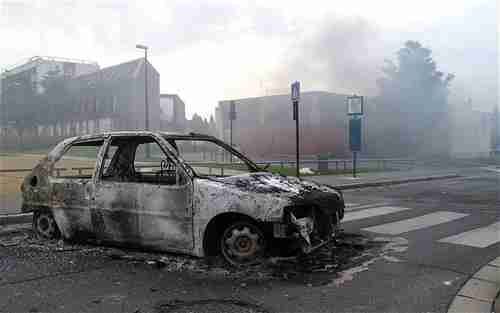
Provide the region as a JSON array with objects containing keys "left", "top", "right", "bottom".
[
  {"left": 294, "top": 101, "right": 299, "bottom": 177},
  {"left": 353, "top": 150, "right": 357, "bottom": 178},
  {"left": 347, "top": 95, "right": 364, "bottom": 178}
]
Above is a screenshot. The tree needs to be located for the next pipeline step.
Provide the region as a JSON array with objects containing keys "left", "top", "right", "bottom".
[
  {"left": 374, "top": 41, "right": 454, "bottom": 157},
  {"left": 2, "top": 73, "right": 38, "bottom": 148},
  {"left": 209, "top": 115, "right": 217, "bottom": 136}
]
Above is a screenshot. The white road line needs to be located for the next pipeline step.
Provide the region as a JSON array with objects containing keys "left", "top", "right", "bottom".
[
  {"left": 344, "top": 202, "right": 391, "bottom": 212},
  {"left": 438, "top": 221, "right": 500, "bottom": 248},
  {"left": 343, "top": 206, "right": 411, "bottom": 222},
  {"left": 362, "top": 211, "right": 469, "bottom": 235},
  {"left": 480, "top": 167, "right": 500, "bottom": 173},
  {"left": 344, "top": 203, "right": 360, "bottom": 207}
]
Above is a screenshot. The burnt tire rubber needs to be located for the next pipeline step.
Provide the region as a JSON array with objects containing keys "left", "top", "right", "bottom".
[
  {"left": 220, "top": 221, "right": 267, "bottom": 267},
  {"left": 33, "top": 211, "right": 61, "bottom": 239}
]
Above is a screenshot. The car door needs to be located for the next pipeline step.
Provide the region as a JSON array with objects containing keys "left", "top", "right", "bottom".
[
  {"left": 49, "top": 139, "right": 104, "bottom": 239},
  {"left": 92, "top": 136, "right": 141, "bottom": 244},
  {"left": 133, "top": 137, "right": 194, "bottom": 251}
]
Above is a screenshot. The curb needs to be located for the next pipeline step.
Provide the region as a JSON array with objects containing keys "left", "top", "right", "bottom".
[
  {"left": 0, "top": 222, "right": 32, "bottom": 236},
  {"left": 333, "top": 174, "right": 460, "bottom": 190},
  {"left": 447, "top": 256, "right": 500, "bottom": 313},
  {"left": 0, "top": 213, "right": 32, "bottom": 226}
]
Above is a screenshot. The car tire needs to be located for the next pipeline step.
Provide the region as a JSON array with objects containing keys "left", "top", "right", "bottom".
[
  {"left": 33, "top": 210, "right": 61, "bottom": 239},
  {"left": 220, "top": 220, "right": 267, "bottom": 267}
]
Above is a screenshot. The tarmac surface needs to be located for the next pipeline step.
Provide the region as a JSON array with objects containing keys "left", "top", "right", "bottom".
[{"left": 0, "top": 166, "right": 498, "bottom": 313}]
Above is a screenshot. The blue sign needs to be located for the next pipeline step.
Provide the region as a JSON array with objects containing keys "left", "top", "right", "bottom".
[{"left": 349, "top": 116, "right": 362, "bottom": 151}]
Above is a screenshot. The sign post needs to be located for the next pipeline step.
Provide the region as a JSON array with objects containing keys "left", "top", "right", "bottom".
[
  {"left": 347, "top": 95, "right": 364, "bottom": 178},
  {"left": 229, "top": 100, "right": 236, "bottom": 163},
  {"left": 291, "top": 81, "right": 300, "bottom": 177}
]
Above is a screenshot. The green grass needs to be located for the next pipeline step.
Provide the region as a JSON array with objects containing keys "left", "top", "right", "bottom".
[{"left": 265, "top": 165, "right": 397, "bottom": 176}]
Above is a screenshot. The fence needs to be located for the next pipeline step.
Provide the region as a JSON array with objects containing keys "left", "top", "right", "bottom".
[{"left": 0, "top": 158, "right": 416, "bottom": 177}]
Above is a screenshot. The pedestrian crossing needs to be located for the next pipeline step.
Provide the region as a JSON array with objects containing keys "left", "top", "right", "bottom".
[
  {"left": 342, "top": 206, "right": 411, "bottom": 222},
  {"left": 362, "top": 211, "right": 469, "bottom": 235},
  {"left": 438, "top": 221, "right": 500, "bottom": 248},
  {"left": 342, "top": 204, "right": 500, "bottom": 249}
]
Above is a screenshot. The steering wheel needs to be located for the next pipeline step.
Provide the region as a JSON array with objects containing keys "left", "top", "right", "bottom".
[{"left": 160, "top": 159, "right": 168, "bottom": 176}]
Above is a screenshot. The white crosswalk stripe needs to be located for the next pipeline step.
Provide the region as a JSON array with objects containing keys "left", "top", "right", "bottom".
[
  {"left": 345, "top": 202, "right": 391, "bottom": 212},
  {"left": 438, "top": 221, "right": 500, "bottom": 248},
  {"left": 361, "top": 211, "right": 469, "bottom": 235},
  {"left": 341, "top": 202, "right": 498, "bottom": 249},
  {"left": 343, "top": 206, "right": 411, "bottom": 222}
]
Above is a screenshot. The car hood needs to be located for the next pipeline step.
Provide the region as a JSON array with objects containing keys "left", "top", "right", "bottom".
[
  {"left": 212, "top": 172, "right": 341, "bottom": 197},
  {"left": 194, "top": 172, "right": 343, "bottom": 221}
]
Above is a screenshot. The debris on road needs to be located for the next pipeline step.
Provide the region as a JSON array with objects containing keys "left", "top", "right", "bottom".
[
  {"left": 1, "top": 229, "right": 406, "bottom": 287},
  {"left": 0, "top": 233, "right": 28, "bottom": 247},
  {"left": 155, "top": 299, "right": 270, "bottom": 313}
]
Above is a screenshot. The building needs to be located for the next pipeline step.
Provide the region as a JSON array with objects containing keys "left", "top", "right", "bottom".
[
  {"left": 449, "top": 108, "right": 494, "bottom": 158},
  {"left": 215, "top": 91, "right": 352, "bottom": 159},
  {"left": 0, "top": 57, "right": 160, "bottom": 149},
  {"left": 159, "top": 94, "right": 187, "bottom": 132},
  {"left": 1, "top": 56, "right": 99, "bottom": 129}
]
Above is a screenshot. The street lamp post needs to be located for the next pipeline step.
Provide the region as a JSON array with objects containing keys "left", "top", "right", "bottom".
[{"left": 136, "top": 44, "right": 150, "bottom": 157}]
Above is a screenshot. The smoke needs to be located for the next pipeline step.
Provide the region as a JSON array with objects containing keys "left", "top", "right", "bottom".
[{"left": 269, "top": 16, "right": 385, "bottom": 96}]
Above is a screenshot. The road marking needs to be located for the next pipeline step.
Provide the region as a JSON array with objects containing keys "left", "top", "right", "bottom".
[
  {"left": 438, "top": 221, "right": 500, "bottom": 248},
  {"left": 344, "top": 203, "right": 359, "bottom": 207},
  {"left": 343, "top": 206, "right": 411, "bottom": 222},
  {"left": 362, "top": 211, "right": 469, "bottom": 235},
  {"left": 344, "top": 202, "right": 391, "bottom": 212},
  {"left": 480, "top": 167, "right": 500, "bottom": 173}
]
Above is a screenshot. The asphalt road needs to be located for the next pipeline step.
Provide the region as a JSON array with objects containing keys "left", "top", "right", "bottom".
[{"left": 0, "top": 168, "right": 498, "bottom": 313}]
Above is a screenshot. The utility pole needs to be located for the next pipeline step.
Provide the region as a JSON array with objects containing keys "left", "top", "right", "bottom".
[
  {"left": 136, "top": 44, "right": 149, "bottom": 157},
  {"left": 229, "top": 100, "right": 236, "bottom": 163},
  {"left": 291, "top": 81, "right": 300, "bottom": 177}
]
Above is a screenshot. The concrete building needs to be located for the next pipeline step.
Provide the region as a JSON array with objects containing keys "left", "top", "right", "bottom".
[
  {"left": 1, "top": 56, "right": 99, "bottom": 129},
  {"left": 449, "top": 108, "right": 494, "bottom": 158},
  {"left": 215, "top": 91, "right": 352, "bottom": 159},
  {"left": 159, "top": 94, "right": 187, "bottom": 132},
  {"left": 0, "top": 57, "right": 160, "bottom": 149}
]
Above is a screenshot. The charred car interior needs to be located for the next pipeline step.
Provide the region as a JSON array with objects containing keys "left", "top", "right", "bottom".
[{"left": 21, "top": 131, "right": 345, "bottom": 266}]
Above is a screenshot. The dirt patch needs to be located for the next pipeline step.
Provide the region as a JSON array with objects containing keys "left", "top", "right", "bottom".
[{"left": 0, "top": 153, "right": 95, "bottom": 201}]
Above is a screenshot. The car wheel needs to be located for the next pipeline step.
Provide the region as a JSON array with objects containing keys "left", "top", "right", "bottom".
[
  {"left": 220, "top": 221, "right": 267, "bottom": 267},
  {"left": 33, "top": 211, "right": 61, "bottom": 239}
]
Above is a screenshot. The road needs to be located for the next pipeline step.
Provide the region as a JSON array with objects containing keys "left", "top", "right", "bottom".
[{"left": 0, "top": 168, "right": 498, "bottom": 313}]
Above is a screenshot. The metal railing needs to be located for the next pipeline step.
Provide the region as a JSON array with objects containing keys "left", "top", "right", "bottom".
[{"left": 0, "top": 158, "right": 416, "bottom": 177}]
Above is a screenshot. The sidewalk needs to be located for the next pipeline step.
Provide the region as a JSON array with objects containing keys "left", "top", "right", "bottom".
[
  {"left": 307, "top": 168, "right": 461, "bottom": 189},
  {"left": 447, "top": 256, "right": 500, "bottom": 313}
]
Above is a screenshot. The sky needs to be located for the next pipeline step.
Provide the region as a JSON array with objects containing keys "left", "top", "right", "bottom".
[{"left": 0, "top": 0, "right": 497, "bottom": 119}]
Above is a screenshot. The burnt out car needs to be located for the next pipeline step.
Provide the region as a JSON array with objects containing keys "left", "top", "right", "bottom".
[{"left": 21, "top": 131, "right": 345, "bottom": 266}]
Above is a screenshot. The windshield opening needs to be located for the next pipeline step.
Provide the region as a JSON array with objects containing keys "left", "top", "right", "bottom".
[{"left": 163, "top": 137, "right": 260, "bottom": 177}]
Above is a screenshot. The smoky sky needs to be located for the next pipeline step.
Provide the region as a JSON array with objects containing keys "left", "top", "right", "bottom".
[
  {"left": 1, "top": 0, "right": 497, "bottom": 118},
  {"left": 269, "top": 16, "right": 384, "bottom": 96}
]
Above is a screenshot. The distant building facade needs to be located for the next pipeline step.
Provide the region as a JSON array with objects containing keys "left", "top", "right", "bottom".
[
  {"left": 1, "top": 56, "right": 99, "bottom": 128},
  {"left": 0, "top": 57, "right": 160, "bottom": 148},
  {"left": 449, "top": 108, "right": 495, "bottom": 158},
  {"left": 215, "top": 91, "right": 352, "bottom": 159},
  {"left": 159, "top": 94, "right": 187, "bottom": 132}
]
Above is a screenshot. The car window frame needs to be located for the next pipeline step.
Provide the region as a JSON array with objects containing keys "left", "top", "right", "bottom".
[
  {"left": 162, "top": 136, "right": 261, "bottom": 178},
  {"left": 95, "top": 133, "right": 192, "bottom": 185},
  {"left": 49, "top": 137, "right": 106, "bottom": 180}
]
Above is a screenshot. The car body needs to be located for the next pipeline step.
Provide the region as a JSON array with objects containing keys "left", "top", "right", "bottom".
[{"left": 21, "top": 131, "right": 345, "bottom": 265}]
